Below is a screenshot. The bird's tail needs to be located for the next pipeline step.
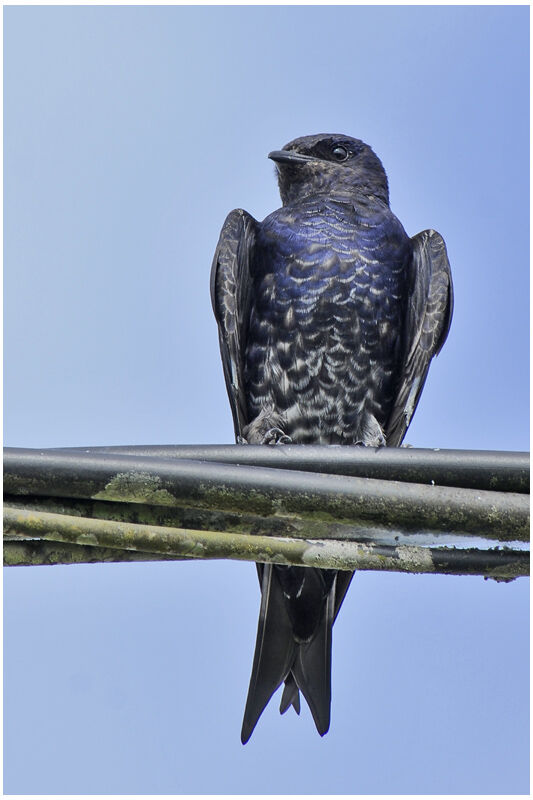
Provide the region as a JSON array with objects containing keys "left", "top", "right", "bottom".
[{"left": 241, "top": 564, "right": 353, "bottom": 744}]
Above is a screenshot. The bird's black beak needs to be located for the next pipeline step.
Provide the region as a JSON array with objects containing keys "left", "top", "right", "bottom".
[{"left": 268, "top": 150, "right": 314, "bottom": 165}]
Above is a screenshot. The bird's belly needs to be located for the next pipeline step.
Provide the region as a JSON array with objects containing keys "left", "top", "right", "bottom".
[{"left": 244, "top": 267, "right": 403, "bottom": 444}]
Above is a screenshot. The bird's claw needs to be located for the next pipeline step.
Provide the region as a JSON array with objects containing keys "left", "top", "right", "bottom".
[{"left": 261, "top": 428, "right": 292, "bottom": 446}]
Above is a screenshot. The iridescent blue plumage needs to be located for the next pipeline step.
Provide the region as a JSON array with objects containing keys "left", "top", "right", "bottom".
[
  {"left": 210, "top": 133, "right": 453, "bottom": 743},
  {"left": 245, "top": 196, "right": 412, "bottom": 445}
]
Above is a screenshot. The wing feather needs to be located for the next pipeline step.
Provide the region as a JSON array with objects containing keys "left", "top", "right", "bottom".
[
  {"left": 386, "top": 229, "right": 453, "bottom": 446},
  {"left": 210, "top": 209, "right": 257, "bottom": 440}
]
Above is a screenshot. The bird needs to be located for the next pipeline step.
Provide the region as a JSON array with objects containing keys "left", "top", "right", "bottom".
[{"left": 210, "top": 133, "right": 453, "bottom": 744}]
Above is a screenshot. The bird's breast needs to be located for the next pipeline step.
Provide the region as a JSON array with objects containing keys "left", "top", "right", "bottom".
[
  {"left": 254, "top": 204, "right": 407, "bottom": 325},
  {"left": 244, "top": 201, "right": 410, "bottom": 443}
]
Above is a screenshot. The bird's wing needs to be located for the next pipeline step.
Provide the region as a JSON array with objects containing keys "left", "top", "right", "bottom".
[
  {"left": 385, "top": 229, "right": 454, "bottom": 447},
  {"left": 210, "top": 209, "right": 257, "bottom": 439}
]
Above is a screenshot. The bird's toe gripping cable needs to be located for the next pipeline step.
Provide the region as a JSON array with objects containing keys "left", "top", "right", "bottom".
[{"left": 261, "top": 428, "right": 293, "bottom": 446}]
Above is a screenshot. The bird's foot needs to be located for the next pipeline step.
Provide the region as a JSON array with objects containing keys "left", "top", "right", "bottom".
[
  {"left": 261, "top": 427, "right": 293, "bottom": 446},
  {"left": 236, "top": 435, "right": 248, "bottom": 445},
  {"left": 352, "top": 435, "right": 386, "bottom": 448},
  {"left": 358, "top": 413, "right": 387, "bottom": 447}
]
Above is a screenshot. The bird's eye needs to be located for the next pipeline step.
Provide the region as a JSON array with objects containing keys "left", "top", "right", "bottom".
[{"left": 331, "top": 145, "right": 349, "bottom": 161}]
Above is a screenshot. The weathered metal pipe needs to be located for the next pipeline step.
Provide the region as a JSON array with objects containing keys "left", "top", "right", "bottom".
[
  {"left": 3, "top": 539, "right": 184, "bottom": 567},
  {"left": 49, "top": 444, "right": 529, "bottom": 493},
  {"left": 3, "top": 506, "right": 528, "bottom": 580},
  {"left": 4, "top": 493, "right": 527, "bottom": 550},
  {"left": 3, "top": 448, "right": 529, "bottom": 540}
]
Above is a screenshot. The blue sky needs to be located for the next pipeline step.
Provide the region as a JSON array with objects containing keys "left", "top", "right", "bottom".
[{"left": 4, "top": 5, "right": 529, "bottom": 794}]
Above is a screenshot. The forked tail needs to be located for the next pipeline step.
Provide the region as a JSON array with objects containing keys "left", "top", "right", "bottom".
[{"left": 241, "top": 563, "right": 353, "bottom": 744}]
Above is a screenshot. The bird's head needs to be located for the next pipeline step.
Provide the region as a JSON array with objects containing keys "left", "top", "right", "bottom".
[{"left": 269, "top": 134, "right": 389, "bottom": 206}]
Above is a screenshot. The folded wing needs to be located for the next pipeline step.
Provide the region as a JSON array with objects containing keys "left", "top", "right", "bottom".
[
  {"left": 386, "top": 229, "right": 454, "bottom": 446},
  {"left": 210, "top": 208, "right": 257, "bottom": 439}
]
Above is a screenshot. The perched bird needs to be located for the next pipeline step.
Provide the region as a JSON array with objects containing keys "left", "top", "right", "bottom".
[{"left": 210, "top": 133, "right": 453, "bottom": 743}]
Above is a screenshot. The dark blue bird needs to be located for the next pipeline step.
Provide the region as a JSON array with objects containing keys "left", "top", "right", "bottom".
[{"left": 210, "top": 133, "right": 453, "bottom": 743}]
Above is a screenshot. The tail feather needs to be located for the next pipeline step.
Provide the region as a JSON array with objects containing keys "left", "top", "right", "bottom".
[
  {"left": 292, "top": 574, "right": 336, "bottom": 736},
  {"left": 279, "top": 673, "right": 301, "bottom": 715},
  {"left": 242, "top": 565, "right": 355, "bottom": 742},
  {"left": 278, "top": 570, "right": 354, "bottom": 722},
  {"left": 334, "top": 570, "right": 354, "bottom": 620},
  {"left": 241, "top": 564, "right": 296, "bottom": 744}
]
